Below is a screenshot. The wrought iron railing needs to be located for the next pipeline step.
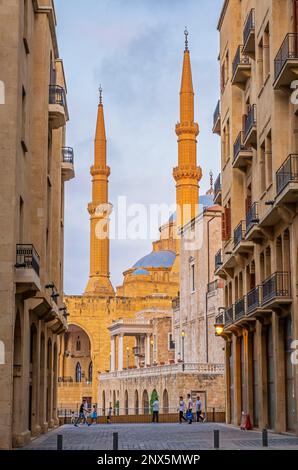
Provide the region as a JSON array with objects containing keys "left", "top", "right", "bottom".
[
  {"left": 235, "top": 297, "right": 246, "bottom": 320},
  {"left": 247, "top": 285, "right": 261, "bottom": 314},
  {"left": 62, "top": 147, "right": 74, "bottom": 164},
  {"left": 214, "top": 174, "right": 221, "bottom": 199},
  {"left": 215, "top": 250, "right": 223, "bottom": 270},
  {"left": 243, "top": 9, "right": 255, "bottom": 48},
  {"left": 16, "top": 244, "right": 40, "bottom": 276},
  {"left": 225, "top": 306, "right": 234, "bottom": 326},
  {"left": 233, "top": 131, "right": 245, "bottom": 161},
  {"left": 274, "top": 33, "right": 298, "bottom": 83},
  {"left": 233, "top": 220, "right": 246, "bottom": 248},
  {"left": 213, "top": 100, "right": 220, "bottom": 128},
  {"left": 232, "top": 45, "right": 250, "bottom": 78},
  {"left": 215, "top": 310, "right": 224, "bottom": 325},
  {"left": 246, "top": 202, "right": 259, "bottom": 234},
  {"left": 244, "top": 104, "right": 257, "bottom": 140},
  {"left": 49, "top": 84, "right": 66, "bottom": 107},
  {"left": 262, "top": 271, "right": 290, "bottom": 304},
  {"left": 276, "top": 154, "right": 298, "bottom": 196}
]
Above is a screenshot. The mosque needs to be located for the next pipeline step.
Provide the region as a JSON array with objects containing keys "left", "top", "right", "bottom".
[{"left": 57, "top": 32, "right": 224, "bottom": 416}]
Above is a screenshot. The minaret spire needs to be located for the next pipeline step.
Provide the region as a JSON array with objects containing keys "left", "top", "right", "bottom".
[
  {"left": 173, "top": 30, "right": 202, "bottom": 228},
  {"left": 85, "top": 87, "right": 114, "bottom": 296}
]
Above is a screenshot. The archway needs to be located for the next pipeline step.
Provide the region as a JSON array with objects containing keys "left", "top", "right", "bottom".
[
  {"left": 134, "top": 390, "right": 139, "bottom": 415},
  {"left": 63, "top": 324, "right": 91, "bottom": 383},
  {"left": 29, "top": 323, "right": 38, "bottom": 432},
  {"left": 39, "top": 333, "right": 45, "bottom": 427},
  {"left": 124, "top": 390, "right": 129, "bottom": 415},
  {"left": 46, "top": 338, "right": 53, "bottom": 425},
  {"left": 12, "top": 312, "right": 22, "bottom": 439},
  {"left": 53, "top": 343, "right": 58, "bottom": 422},
  {"left": 163, "top": 389, "right": 169, "bottom": 414},
  {"left": 142, "top": 390, "right": 149, "bottom": 415}
]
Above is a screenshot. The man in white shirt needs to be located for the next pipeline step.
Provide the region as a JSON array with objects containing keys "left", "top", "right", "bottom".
[
  {"left": 152, "top": 398, "right": 159, "bottom": 423},
  {"left": 195, "top": 396, "right": 205, "bottom": 422},
  {"left": 179, "top": 396, "right": 187, "bottom": 423}
]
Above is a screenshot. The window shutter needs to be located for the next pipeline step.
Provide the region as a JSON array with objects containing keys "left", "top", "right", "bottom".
[
  {"left": 225, "top": 207, "right": 231, "bottom": 239},
  {"left": 221, "top": 211, "right": 227, "bottom": 241}
]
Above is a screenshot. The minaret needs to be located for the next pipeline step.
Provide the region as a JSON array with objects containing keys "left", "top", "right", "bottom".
[
  {"left": 173, "top": 28, "right": 202, "bottom": 228},
  {"left": 85, "top": 87, "right": 114, "bottom": 296}
]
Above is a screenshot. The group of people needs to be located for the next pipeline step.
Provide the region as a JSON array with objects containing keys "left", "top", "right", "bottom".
[{"left": 72, "top": 394, "right": 206, "bottom": 426}]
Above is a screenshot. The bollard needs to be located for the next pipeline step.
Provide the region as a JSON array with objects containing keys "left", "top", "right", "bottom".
[
  {"left": 113, "top": 432, "right": 118, "bottom": 451},
  {"left": 262, "top": 428, "right": 268, "bottom": 447},
  {"left": 57, "top": 434, "right": 63, "bottom": 450},
  {"left": 212, "top": 408, "right": 215, "bottom": 422},
  {"left": 214, "top": 429, "right": 220, "bottom": 449}
]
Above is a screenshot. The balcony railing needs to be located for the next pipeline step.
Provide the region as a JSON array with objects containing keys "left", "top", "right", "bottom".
[
  {"left": 16, "top": 244, "right": 40, "bottom": 276},
  {"left": 235, "top": 297, "right": 246, "bottom": 320},
  {"left": 225, "top": 306, "right": 234, "bottom": 326},
  {"left": 276, "top": 154, "right": 298, "bottom": 196},
  {"left": 214, "top": 174, "right": 222, "bottom": 203},
  {"left": 62, "top": 147, "right": 74, "bottom": 164},
  {"left": 274, "top": 33, "right": 298, "bottom": 84},
  {"left": 207, "top": 280, "right": 218, "bottom": 294},
  {"left": 233, "top": 221, "right": 246, "bottom": 248},
  {"left": 232, "top": 45, "right": 250, "bottom": 79},
  {"left": 262, "top": 272, "right": 290, "bottom": 305},
  {"left": 246, "top": 202, "right": 259, "bottom": 234},
  {"left": 49, "top": 85, "right": 66, "bottom": 108},
  {"left": 233, "top": 132, "right": 245, "bottom": 162},
  {"left": 243, "top": 9, "right": 255, "bottom": 50},
  {"left": 215, "top": 310, "right": 224, "bottom": 325},
  {"left": 213, "top": 100, "right": 220, "bottom": 133},
  {"left": 215, "top": 250, "right": 223, "bottom": 270},
  {"left": 247, "top": 286, "right": 261, "bottom": 314},
  {"left": 244, "top": 105, "right": 257, "bottom": 140}
]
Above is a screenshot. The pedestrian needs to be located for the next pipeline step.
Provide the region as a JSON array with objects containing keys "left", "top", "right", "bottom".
[
  {"left": 178, "top": 396, "right": 187, "bottom": 423},
  {"left": 106, "top": 405, "right": 112, "bottom": 424},
  {"left": 70, "top": 411, "right": 75, "bottom": 424},
  {"left": 186, "top": 393, "right": 193, "bottom": 424},
  {"left": 74, "top": 400, "right": 87, "bottom": 426},
  {"left": 152, "top": 397, "right": 159, "bottom": 423},
  {"left": 195, "top": 396, "right": 204, "bottom": 423},
  {"left": 88, "top": 405, "right": 98, "bottom": 426}
]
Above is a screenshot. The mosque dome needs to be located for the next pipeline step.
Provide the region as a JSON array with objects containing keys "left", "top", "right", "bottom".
[
  {"left": 132, "top": 268, "right": 150, "bottom": 276},
  {"left": 133, "top": 250, "right": 176, "bottom": 269}
]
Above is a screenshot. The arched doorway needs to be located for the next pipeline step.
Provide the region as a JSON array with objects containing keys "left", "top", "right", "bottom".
[
  {"left": 124, "top": 390, "right": 129, "bottom": 415},
  {"left": 163, "top": 389, "right": 169, "bottom": 414},
  {"left": 63, "top": 324, "right": 92, "bottom": 383},
  {"left": 75, "top": 362, "right": 82, "bottom": 382},
  {"left": 46, "top": 338, "right": 53, "bottom": 426},
  {"left": 142, "top": 390, "right": 149, "bottom": 415},
  {"left": 134, "top": 390, "right": 139, "bottom": 415},
  {"left": 29, "top": 323, "right": 38, "bottom": 432},
  {"left": 12, "top": 312, "right": 22, "bottom": 440},
  {"left": 53, "top": 343, "right": 58, "bottom": 422},
  {"left": 39, "top": 333, "right": 46, "bottom": 427}
]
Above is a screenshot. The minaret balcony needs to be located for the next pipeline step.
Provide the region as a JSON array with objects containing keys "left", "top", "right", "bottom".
[
  {"left": 175, "top": 122, "right": 199, "bottom": 137},
  {"left": 48, "top": 85, "right": 68, "bottom": 129},
  {"left": 90, "top": 165, "right": 110, "bottom": 177},
  {"left": 274, "top": 34, "right": 298, "bottom": 90},
  {"left": 231, "top": 46, "right": 251, "bottom": 89},
  {"left": 61, "top": 147, "right": 75, "bottom": 181},
  {"left": 212, "top": 100, "right": 221, "bottom": 135},
  {"left": 173, "top": 165, "right": 202, "bottom": 182},
  {"left": 15, "top": 244, "right": 41, "bottom": 298}
]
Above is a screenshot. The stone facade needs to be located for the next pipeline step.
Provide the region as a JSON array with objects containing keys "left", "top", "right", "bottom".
[
  {"left": 214, "top": 0, "right": 298, "bottom": 434},
  {"left": 0, "top": 0, "right": 74, "bottom": 449}
]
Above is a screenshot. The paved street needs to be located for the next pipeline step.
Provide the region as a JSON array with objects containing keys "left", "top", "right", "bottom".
[{"left": 22, "top": 423, "right": 298, "bottom": 450}]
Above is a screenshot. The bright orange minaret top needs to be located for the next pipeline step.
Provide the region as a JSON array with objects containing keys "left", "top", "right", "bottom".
[
  {"left": 173, "top": 29, "right": 202, "bottom": 228},
  {"left": 85, "top": 87, "right": 114, "bottom": 296}
]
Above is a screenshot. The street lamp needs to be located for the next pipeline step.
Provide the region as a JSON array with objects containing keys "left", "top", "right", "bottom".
[
  {"left": 215, "top": 324, "right": 224, "bottom": 336},
  {"left": 126, "top": 346, "right": 130, "bottom": 368},
  {"left": 181, "top": 330, "right": 185, "bottom": 362}
]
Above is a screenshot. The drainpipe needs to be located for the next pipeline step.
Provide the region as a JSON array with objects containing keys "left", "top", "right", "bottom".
[{"left": 206, "top": 214, "right": 217, "bottom": 363}]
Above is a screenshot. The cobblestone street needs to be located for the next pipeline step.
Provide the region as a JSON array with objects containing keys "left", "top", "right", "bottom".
[{"left": 22, "top": 423, "right": 298, "bottom": 451}]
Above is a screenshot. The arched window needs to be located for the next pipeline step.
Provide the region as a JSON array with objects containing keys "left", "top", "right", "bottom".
[
  {"left": 88, "top": 361, "right": 93, "bottom": 382},
  {"left": 124, "top": 390, "right": 129, "bottom": 415},
  {"left": 163, "top": 389, "right": 169, "bottom": 414},
  {"left": 76, "top": 336, "right": 81, "bottom": 351},
  {"left": 75, "top": 362, "right": 82, "bottom": 382},
  {"left": 134, "top": 390, "right": 139, "bottom": 415},
  {"left": 142, "top": 390, "right": 149, "bottom": 415}
]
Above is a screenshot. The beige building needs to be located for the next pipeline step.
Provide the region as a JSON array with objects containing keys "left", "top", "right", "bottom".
[
  {"left": 0, "top": 0, "right": 74, "bottom": 449},
  {"left": 214, "top": 0, "right": 298, "bottom": 434}
]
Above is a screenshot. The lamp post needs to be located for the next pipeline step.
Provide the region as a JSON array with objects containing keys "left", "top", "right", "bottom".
[{"left": 126, "top": 347, "right": 130, "bottom": 368}]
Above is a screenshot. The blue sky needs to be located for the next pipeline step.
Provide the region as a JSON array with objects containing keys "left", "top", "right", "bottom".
[{"left": 55, "top": 0, "right": 223, "bottom": 293}]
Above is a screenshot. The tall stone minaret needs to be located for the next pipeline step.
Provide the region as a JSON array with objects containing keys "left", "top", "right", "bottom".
[
  {"left": 173, "top": 29, "right": 202, "bottom": 228},
  {"left": 85, "top": 87, "right": 114, "bottom": 296}
]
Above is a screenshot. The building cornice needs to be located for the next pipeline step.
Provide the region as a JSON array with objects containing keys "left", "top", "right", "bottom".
[
  {"left": 33, "top": 0, "right": 59, "bottom": 58},
  {"left": 217, "top": 0, "right": 229, "bottom": 31}
]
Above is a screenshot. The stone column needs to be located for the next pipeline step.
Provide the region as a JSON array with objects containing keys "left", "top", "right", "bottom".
[
  {"left": 225, "top": 339, "right": 232, "bottom": 424},
  {"left": 145, "top": 334, "right": 151, "bottom": 366},
  {"left": 233, "top": 332, "right": 242, "bottom": 425},
  {"left": 272, "top": 311, "right": 286, "bottom": 432},
  {"left": 256, "top": 318, "right": 267, "bottom": 429},
  {"left": 118, "top": 334, "right": 123, "bottom": 371},
  {"left": 111, "top": 335, "right": 116, "bottom": 372}
]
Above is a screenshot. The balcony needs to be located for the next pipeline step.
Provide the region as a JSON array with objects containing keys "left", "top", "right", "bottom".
[
  {"left": 213, "top": 174, "right": 222, "bottom": 205},
  {"left": 247, "top": 286, "right": 262, "bottom": 316},
  {"left": 243, "top": 105, "right": 257, "bottom": 147},
  {"left": 214, "top": 250, "right": 223, "bottom": 273},
  {"left": 243, "top": 9, "right": 255, "bottom": 57},
  {"left": 15, "top": 244, "right": 41, "bottom": 297},
  {"left": 212, "top": 100, "right": 221, "bottom": 135},
  {"left": 262, "top": 272, "right": 291, "bottom": 308},
  {"left": 276, "top": 154, "right": 298, "bottom": 204},
  {"left": 234, "top": 297, "right": 246, "bottom": 322},
  {"left": 224, "top": 306, "right": 234, "bottom": 327},
  {"left": 61, "top": 147, "right": 75, "bottom": 181},
  {"left": 232, "top": 46, "right": 251, "bottom": 88},
  {"left": 233, "top": 131, "right": 253, "bottom": 170},
  {"left": 274, "top": 34, "right": 298, "bottom": 90},
  {"left": 49, "top": 85, "right": 68, "bottom": 129},
  {"left": 233, "top": 220, "right": 254, "bottom": 255}
]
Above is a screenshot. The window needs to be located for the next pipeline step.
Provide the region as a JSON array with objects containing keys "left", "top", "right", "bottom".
[
  {"left": 222, "top": 204, "right": 231, "bottom": 241},
  {"left": 21, "top": 86, "right": 27, "bottom": 152},
  {"left": 19, "top": 197, "right": 24, "bottom": 243},
  {"left": 168, "top": 334, "right": 175, "bottom": 351},
  {"left": 23, "top": 0, "right": 30, "bottom": 53},
  {"left": 190, "top": 263, "right": 195, "bottom": 292},
  {"left": 263, "top": 24, "right": 270, "bottom": 79},
  {"left": 75, "top": 362, "right": 82, "bottom": 383},
  {"left": 76, "top": 336, "right": 81, "bottom": 351},
  {"left": 259, "top": 141, "right": 266, "bottom": 194},
  {"left": 258, "top": 38, "right": 264, "bottom": 88},
  {"left": 88, "top": 362, "right": 93, "bottom": 382},
  {"left": 265, "top": 131, "right": 272, "bottom": 188}
]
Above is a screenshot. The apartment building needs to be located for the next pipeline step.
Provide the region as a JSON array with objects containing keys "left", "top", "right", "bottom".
[
  {"left": 0, "top": 0, "right": 74, "bottom": 448},
  {"left": 213, "top": 0, "right": 298, "bottom": 434}
]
